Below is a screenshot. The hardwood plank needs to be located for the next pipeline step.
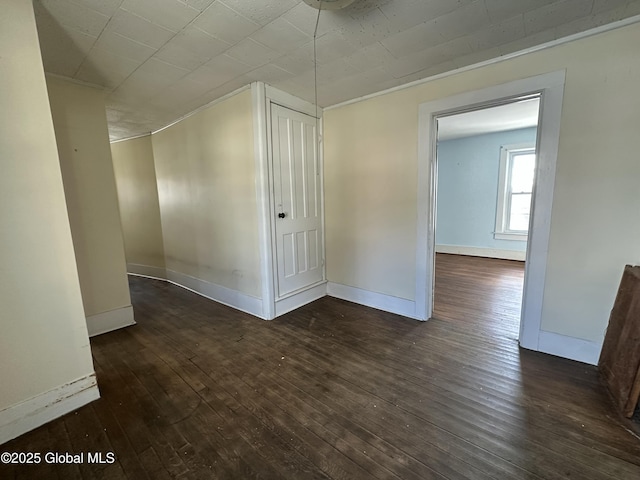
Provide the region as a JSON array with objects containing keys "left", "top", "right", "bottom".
[{"left": 3, "top": 257, "right": 640, "bottom": 479}]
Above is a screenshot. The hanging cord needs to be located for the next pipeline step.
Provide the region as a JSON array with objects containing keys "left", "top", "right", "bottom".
[{"left": 313, "top": 2, "right": 322, "bottom": 167}]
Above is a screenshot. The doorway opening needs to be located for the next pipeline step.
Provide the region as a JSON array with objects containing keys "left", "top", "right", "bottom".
[
  {"left": 415, "top": 71, "right": 566, "bottom": 351},
  {"left": 433, "top": 98, "right": 540, "bottom": 339}
]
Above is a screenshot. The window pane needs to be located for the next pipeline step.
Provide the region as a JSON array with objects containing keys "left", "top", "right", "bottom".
[
  {"left": 510, "top": 153, "right": 535, "bottom": 193},
  {"left": 509, "top": 193, "right": 532, "bottom": 231}
]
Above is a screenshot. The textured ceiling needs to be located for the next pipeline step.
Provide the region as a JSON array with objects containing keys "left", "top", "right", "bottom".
[
  {"left": 438, "top": 98, "right": 540, "bottom": 141},
  {"left": 34, "top": 0, "right": 640, "bottom": 140}
]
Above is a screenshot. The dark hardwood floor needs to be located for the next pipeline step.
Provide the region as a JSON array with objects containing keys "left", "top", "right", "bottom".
[
  {"left": 434, "top": 253, "right": 525, "bottom": 338},
  {"left": 3, "top": 256, "right": 640, "bottom": 479}
]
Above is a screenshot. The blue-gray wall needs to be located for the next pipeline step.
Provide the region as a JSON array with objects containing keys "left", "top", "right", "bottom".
[{"left": 436, "top": 127, "right": 537, "bottom": 253}]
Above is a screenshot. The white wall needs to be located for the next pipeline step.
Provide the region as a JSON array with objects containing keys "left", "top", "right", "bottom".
[
  {"left": 324, "top": 22, "right": 640, "bottom": 355},
  {"left": 152, "top": 89, "right": 263, "bottom": 314},
  {"left": 0, "top": 0, "right": 98, "bottom": 443},
  {"left": 111, "top": 135, "right": 166, "bottom": 279},
  {"left": 47, "top": 76, "right": 134, "bottom": 336}
]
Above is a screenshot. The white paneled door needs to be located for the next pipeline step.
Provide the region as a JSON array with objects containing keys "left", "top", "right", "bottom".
[{"left": 271, "top": 104, "right": 324, "bottom": 298}]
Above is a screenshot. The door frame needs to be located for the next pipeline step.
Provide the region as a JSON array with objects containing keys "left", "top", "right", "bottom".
[
  {"left": 251, "top": 82, "right": 326, "bottom": 320},
  {"left": 416, "top": 71, "right": 565, "bottom": 350}
]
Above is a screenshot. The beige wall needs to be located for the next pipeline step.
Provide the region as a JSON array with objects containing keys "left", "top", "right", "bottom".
[
  {"left": 152, "top": 90, "right": 262, "bottom": 298},
  {"left": 0, "top": 0, "right": 94, "bottom": 409},
  {"left": 111, "top": 135, "right": 166, "bottom": 276},
  {"left": 46, "top": 76, "right": 132, "bottom": 319},
  {"left": 324, "top": 23, "right": 640, "bottom": 344}
]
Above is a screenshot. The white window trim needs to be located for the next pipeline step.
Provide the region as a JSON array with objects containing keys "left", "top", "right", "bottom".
[
  {"left": 495, "top": 142, "right": 535, "bottom": 241},
  {"left": 494, "top": 232, "right": 528, "bottom": 241}
]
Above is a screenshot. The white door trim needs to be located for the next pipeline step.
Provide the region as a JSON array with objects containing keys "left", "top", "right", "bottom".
[
  {"left": 265, "top": 84, "right": 320, "bottom": 118},
  {"left": 252, "top": 82, "right": 326, "bottom": 319},
  {"left": 252, "top": 82, "right": 276, "bottom": 319},
  {"left": 416, "top": 71, "right": 566, "bottom": 351}
]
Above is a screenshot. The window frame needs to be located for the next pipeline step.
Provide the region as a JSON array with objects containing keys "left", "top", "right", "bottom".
[{"left": 495, "top": 143, "right": 536, "bottom": 241}]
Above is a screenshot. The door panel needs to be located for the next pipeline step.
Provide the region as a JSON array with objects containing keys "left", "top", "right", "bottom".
[{"left": 271, "top": 104, "right": 323, "bottom": 297}]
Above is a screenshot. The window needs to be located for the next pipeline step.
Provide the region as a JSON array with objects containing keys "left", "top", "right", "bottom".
[{"left": 495, "top": 143, "right": 536, "bottom": 240}]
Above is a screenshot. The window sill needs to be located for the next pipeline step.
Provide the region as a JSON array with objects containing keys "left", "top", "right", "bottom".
[{"left": 494, "top": 232, "right": 528, "bottom": 241}]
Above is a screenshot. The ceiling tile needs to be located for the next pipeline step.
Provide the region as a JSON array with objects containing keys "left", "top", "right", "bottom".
[
  {"left": 379, "top": 0, "right": 475, "bottom": 31},
  {"left": 180, "top": 75, "right": 254, "bottom": 113},
  {"left": 342, "top": 42, "right": 396, "bottom": 71},
  {"left": 272, "top": 42, "right": 315, "bottom": 75},
  {"left": 92, "top": 30, "right": 157, "bottom": 63},
  {"left": 136, "top": 57, "right": 191, "bottom": 82},
  {"left": 524, "top": 0, "right": 595, "bottom": 36},
  {"left": 38, "top": 0, "right": 111, "bottom": 37},
  {"left": 39, "top": 30, "right": 96, "bottom": 77},
  {"left": 339, "top": 6, "right": 399, "bottom": 48},
  {"left": 178, "top": 81, "right": 246, "bottom": 114},
  {"left": 388, "top": 37, "right": 472, "bottom": 79},
  {"left": 554, "top": 4, "right": 630, "bottom": 39},
  {"left": 394, "top": 60, "right": 458, "bottom": 83},
  {"left": 250, "top": 17, "right": 311, "bottom": 53},
  {"left": 113, "top": 58, "right": 191, "bottom": 100},
  {"left": 106, "top": 107, "right": 126, "bottom": 124},
  {"left": 484, "top": 0, "right": 557, "bottom": 23},
  {"left": 120, "top": 0, "right": 201, "bottom": 32},
  {"left": 282, "top": 2, "right": 353, "bottom": 37},
  {"left": 380, "top": 19, "right": 447, "bottom": 58},
  {"left": 192, "top": 1, "right": 261, "bottom": 45},
  {"left": 452, "top": 46, "right": 503, "bottom": 68},
  {"left": 110, "top": 82, "right": 153, "bottom": 104},
  {"left": 107, "top": 125, "right": 131, "bottom": 139},
  {"left": 75, "top": 48, "right": 140, "bottom": 87},
  {"left": 148, "top": 79, "right": 215, "bottom": 112},
  {"left": 211, "top": 73, "right": 253, "bottom": 94},
  {"left": 153, "top": 42, "right": 206, "bottom": 71},
  {"left": 79, "top": 0, "right": 124, "bottom": 17},
  {"left": 318, "top": 64, "right": 391, "bottom": 105},
  {"left": 202, "top": 54, "right": 254, "bottom": 78},
  {"left": 106, "top": 100, "right": 171, "bottom": 125},
  {"left": 224, "top": 38, "right": 281, "bottom": 67},
  {"left": 466, "top": 15, "right": 526, "bottom": 52},
  {"left": 345, "top": 0, "right": 394, "bottom": 19},
  {"left": 625, "top": 1, "right": 640, "bottom": 16},
  {"left": 105, "top": 8, "right": 176, "bottom": 49},
  {"left": 270, "top": 78, "right": 311, "bottom": 101},
  {"left": 314, "top": 31, "right": 358, "bottom": 64},
  {"left": 180, "top": 0, "right": 216, "bottom": 12},
  {"left": 34, "top": 3, "right": 97, "bottom": 76},
  {"left": 218, "top": 0, "right": 299, "bottom": 26},
  {"left": 167, "top": 26, "right": 232, "bottom": 62},
  {"left": 498, "top": 28, "right": 557, "bottom": 55},
  {"left": 288, "top": 70, "right": 315, "bottom": 91},
  {"left": 244, "top": 64, "right": 291, "bottom": 84},
  {"left": 316, "top": 58, "right": 360, "bottom": 83},
  {"left": 431, "top": 1, "right": 492, "bottom": 42},
  {"left": 592, "top": 0, "right": 629, "bottom": 14},
  {"left": 182, "top": 63, "right": 241, "bottom": 88}
]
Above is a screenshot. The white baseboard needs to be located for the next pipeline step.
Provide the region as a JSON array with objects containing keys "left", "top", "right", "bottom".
[
  {"left": 86, "top": 305, "right": 135, "bottom": 337},
  {"left": 536, "top": 331, "right": 602, "bottom": 365},
  {"left": 327, "top": 282, "right": 419, "bottom": 320},
  {"left": 436, "top": 244, "right": 526, "bottom": 261},
  {"left": 165, "top": 269, "right": 264, "bottom": 319},
  {"left": 275, "top": 282, "right": 327, "bottom": 317},
  {"left": 0, "top": 374, "right": 100, "bottom": 445},
  {"left": 127, "top": 263, "right": 167, "bottom": 280}
]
